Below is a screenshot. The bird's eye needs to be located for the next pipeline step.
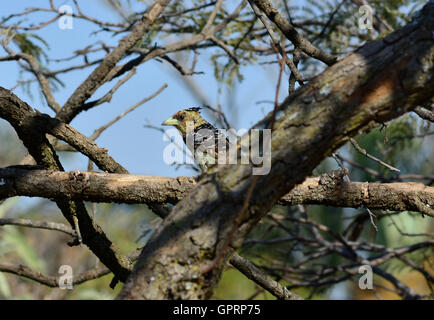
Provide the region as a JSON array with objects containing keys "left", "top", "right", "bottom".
[{"left": 178, "top": 114, "right": 185, "bottom": 120}]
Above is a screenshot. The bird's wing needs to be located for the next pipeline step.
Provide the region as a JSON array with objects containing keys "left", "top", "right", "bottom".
[{"left": 191, "top": 122, "right": 231, "bottom": 161}]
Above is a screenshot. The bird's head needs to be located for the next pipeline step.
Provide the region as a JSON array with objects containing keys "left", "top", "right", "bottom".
[{"left": 161, "top": 107, "right": 206, "bottom": 136}]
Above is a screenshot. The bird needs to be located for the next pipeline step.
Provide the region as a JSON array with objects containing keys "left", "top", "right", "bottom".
[{"left": 161, "top": 107, "right": 231, "bottom": 172}]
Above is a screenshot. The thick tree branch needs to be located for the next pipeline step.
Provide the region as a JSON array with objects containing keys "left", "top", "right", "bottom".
[
  {"left": 414, "top": 105, "right": 434, "bottom": 122},
  {"left": 278, "top": 170, "right": 434, "bottom": 217},
  {"left": 117, "top": 3, "right": 433, "bottom": 299},
  {"left": 42, "top": 115, "right": 128, "bottom": 173},
  {"left": 0, "top": 87, "right": 129, "bottom": 174},
  {"left": 1, "top": 168, "right": 433, "bottom": 217},
  {"left": 247, "top": 0, "right": 305, "bottom": 83}
]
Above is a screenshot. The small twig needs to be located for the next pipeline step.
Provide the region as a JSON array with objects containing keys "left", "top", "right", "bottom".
[
  {"left": 414, "top": 106, "right": 434, "bottom": 122},
  {"left": 312, "top": 0, "right": 347, "bottom": 42},
  {"left": 1, "top": 29, "right": 61, "bottom": 112},
  {"left": 0, "top": 263, "right": 110, "bottom": 288},
  {"left": 210, "top": 36, "right": 240, "bottom": 64},
  {"left": 366, "top": 208, "right": 378, "bottom": 231},
  {"left": 349, "top": 138, "right": 400, "bottom": 172},
  {"left": 90, "top": 83, "right": 167, "bottom": 141},
  {"left": 387, "top": 215, "right": 432, "bottom": 238},
  {"left": 0, "top": 218, "right": 76, "bottom": 237},
  {"left": 246, "top": 287, "right": 265, "bottom": 300},
  {"left": 160, "top": 55, "right": 204, "bottom": 75},
  {"left": 161, "top": 1, "right": 217, "bottom": 18},
  {"left": 0, "top": 248, "right": 142, "bottom": 289},
  {"left": 203, "top": 0, "right": 224, "bottom": 30},
  {"left": 82, "top": 67, "right": 137, "bottom": 110},
  {"left": 202, "top": 104, "right": 232, "bottom": 129},
  {"left": 331, "top": 153, "right": 350, "bottom": 183},
  {"left": 270, "top": 38, "right": 286, "bottom": 130},
  {"left": 289, "top": 48, "right": 302, "bottom": 94}
]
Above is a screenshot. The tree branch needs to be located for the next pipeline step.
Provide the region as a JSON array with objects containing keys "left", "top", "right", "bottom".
[
  {"left": 1, "top": 168, "right": 433, "bottom": 217},
  {"left": 229, "top": 252, "right": 303, "bottom": 300},
  {"left": 117, "top": 3, "right": 434, "bottom": 299},
  {"left": 0, "top": 87, "right": 133, "bottom": 282},
  {"left": 414, "top": 105, "right": 434, "bottom": 122},
  {"left": 0, "top": 218, "right": 76, "bottom": 237},
  {"left": 250, "top": 0, "right": 337, "bottom": 65},
  {"left": 0, "top": 246, "right": 142, "bottom": 288}
]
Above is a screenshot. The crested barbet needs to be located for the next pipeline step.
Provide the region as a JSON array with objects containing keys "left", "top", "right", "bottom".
[{"left": 161, "top": 107, "right": 230, "bottom": 172}]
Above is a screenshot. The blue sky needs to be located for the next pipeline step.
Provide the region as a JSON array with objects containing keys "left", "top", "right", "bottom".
[{"left": 0, "top": 0, "right": 287, "bottom": 177}]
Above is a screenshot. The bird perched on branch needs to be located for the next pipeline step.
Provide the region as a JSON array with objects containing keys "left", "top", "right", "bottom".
[{"left": 162, "top": 107, "right": 231, "bottom": 172}]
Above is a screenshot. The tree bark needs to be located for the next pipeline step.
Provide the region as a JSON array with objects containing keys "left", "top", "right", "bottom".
[
  {"left": 1, "top": 168, "right": 432, "bottom": 217},
  {"left": 117, "top": 3, "right": 434, "bottom": 299}
]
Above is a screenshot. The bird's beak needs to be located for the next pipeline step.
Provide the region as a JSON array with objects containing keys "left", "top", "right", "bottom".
[{"left": 161, "top": 116, "right": 178, "bottom": 126}]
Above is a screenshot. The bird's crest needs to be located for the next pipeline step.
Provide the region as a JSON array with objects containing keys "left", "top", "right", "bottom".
[{"left": 184, "top": 107, "right": 202, "bottom": 113}]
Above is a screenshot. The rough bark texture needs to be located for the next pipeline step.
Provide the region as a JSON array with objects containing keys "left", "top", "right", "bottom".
[
  {"left": 279, "top": 169, "right": 434, "bottom": 217},
  {"left": 0, "top": 167, "right": 194, "bottom": 206},
  {"left": 1, "top": 168, "right": 432, "bottom": 216},
  {"left": 117, "top": 3, "right": 434, "bottom": 299}
]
